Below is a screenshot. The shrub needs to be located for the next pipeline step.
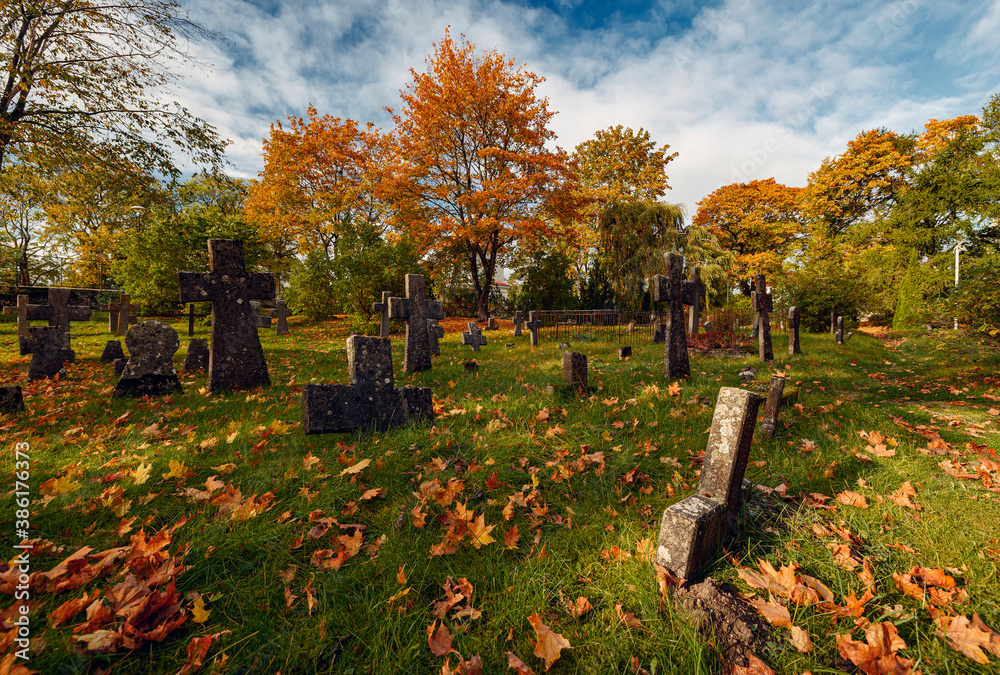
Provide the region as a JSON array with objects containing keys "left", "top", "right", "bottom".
[{"left": 285, "top": 249, "right": 337, "bottom": 320}]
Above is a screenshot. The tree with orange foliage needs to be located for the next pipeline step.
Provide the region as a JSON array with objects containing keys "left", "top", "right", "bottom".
[
  {"left": 692, "top": 178, "right": 802, "bottom": 295},
  {"left": 246, "top": 106, "right": 387, "bottom": 267},
  {"left": 384, "top": 30, "right": 577, "bottom": 321}
]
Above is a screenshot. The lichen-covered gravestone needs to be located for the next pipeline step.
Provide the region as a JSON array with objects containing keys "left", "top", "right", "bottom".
[
  {"left": 462, "top": 322, "right": 488, "bottom": 352},
  {"left": 113, "top": 321, "right": 183, "bottom": 397},
  {"left": 427, "top": 319, "right": 444, "bottom": 357},
  {"left": 269, "top": 300, "right": 291, "bottom": 336},
  {"left": 512, "top": 311, "right": 524, "bottom": 337},
  {"left": 13, "top": 289, "right": 92, "bottom": 361},
  {"left": 788, "top": 306, "right": 801, "bottom": 356},
  {"left": 655, "top": 387, "right": 764, "bottom": 580},
  {"left": 389, "top": 274, "right": 445, "bottom": 372},
  {"left": 19, "top": 326, "right": 68, "bottom": 381},
  {"left": 485, "top": 317, "right": 499, "bottom": 330},
  {"left": 651, "top": 252, "right": 692, "bottom": 379},
  {"left": 652, "top": 323, "right": 666, "bottom": 343},
  {"left": 178, "top": 239, "right": 276, "bottom": 392},
  {"left": 758, "top": 376, "right": 786, "bottom": 441},
  {"left": 301, "top": 335, "right": 434, "bottom": 434},
  {"left": 751, "top": 273, "right": 773, "bottom": 362},
  {"left": 0, "top": 386, "right": 24, "bottom": 413},
  {"left": 184, "top": 338, "right": 209, "bottom": 372},
  {"left": 101, "top": 340, "right": 125, "bottom": 363},
  {"left": 563, "top": 352, "right": 588, "bottom": 390}
]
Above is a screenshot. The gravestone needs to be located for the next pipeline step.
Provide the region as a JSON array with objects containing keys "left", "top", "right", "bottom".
[
  {"left": 184, "top": 338, "right": 209, "bottom": 372},
  {"left": 513, "top": 311, "right": 524, "bottom": 337},
  {"left": 788, "top": 306, "right": 801, "bottom": 356},
  {"left": 301, "top": 335, "right": 434, "bottom": 434},
  {"left": 106, "top": 300, "right": 121, "bottom": 333},
  {"left": 526, "top": 310, "right": 541, "bottom": 347},
  {"left": 831, "top": 310, "right": 836, "bottom": 335},
  {"left": 21, "top": 288, "right": 93, "bottom": 360},
  {"left": 687, "top": 267, "right": 707, "bottom": 334},
  {"left": 250, "top": 301, "right": 272, "bottom": 329},
  {"left": 2, "top": 295, "right": 32, "bottom": 337},
  {"left": 389, "top": 274, "right": 445, "bottom": 372},
  {"left": 506, "top": 342, "right": 514, "bottom": 349},
  {"left": 113, "top": 321, "right": 183, "bottom": 397},
  {"left": 618, "top": 345, "right": 633, "bottom": 360},
  {"left": 751, "top": 273, "right": 773, "bottom": 362},
  {"left": 486, "top": 317, "right": 499, "bottom": 331},
  {"left": 558, "top": 342, "right": 570, "bottom": 349},
  {"left": 563, "top": 352, "right": 588, "bottom": 390},
  {"left": 751, "top": 315, "right": 759, "bottom": 341},
  {"left": 462, "top": 322, "right": 487, "bottom": 352},
  {"left": 19, "top": 326, "right": 68, "bottom": 381},
  {"left": 836, "top": 316, "right": 844, "bottom": 345},
  {"left": 758, "top": 376, "right": 786, "bottom": 441},
  {"left": 651, "top": 252, "right": 692, "bottom": 379},
  {"left": 178, "top": 239, "right": 276, "bottom": 392},
  {"left": 0, "top": 386, "right": 24, "bottom": 413},
  {"left": 115, "top": 294, "right": 132, "bottom": 337},
  {"left": 463, "top": 360, "right": 479, "bottom": 372},
  {"left": 652, "top": 323, "right": 666, "bottom": 343},
  {"left": 372, "top": 291, "right": 392, "bottom": 338},
  {"left": 427, "top": 319, "right": 444, "bottom": 357},
  {"left": 655, "top": 387, "right": 764, "bottom": 580},
  {"left": 269, "top": 300, "right": 291, "bottom": 336},
  {"left": 100, "top": 340, "right": 125, "bottom": 363},
  {"left": 703, "top": 319, "right": 714, "bottom": 333},
  {"left": 627, "top": 320, "right": 636, "bottom": 333},
  {"left": 846, "top": 331, "right": 853, "bottom": 342}
]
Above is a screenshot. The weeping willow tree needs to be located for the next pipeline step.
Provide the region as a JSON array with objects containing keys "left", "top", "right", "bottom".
[{"left": 597, "top": 202, "right": 685, "bottom": 309}]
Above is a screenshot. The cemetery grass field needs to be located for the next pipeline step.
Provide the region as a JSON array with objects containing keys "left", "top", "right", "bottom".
[{"left": 3, "top": 314, "right": 1000, "bottom": 674}]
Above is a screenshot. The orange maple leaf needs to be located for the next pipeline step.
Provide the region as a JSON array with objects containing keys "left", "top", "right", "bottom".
[{"left": 527, "top": 612, "right": 571, "bottom": 671}]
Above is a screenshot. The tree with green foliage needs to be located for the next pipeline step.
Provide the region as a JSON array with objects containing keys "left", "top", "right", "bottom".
[
  {"left": 508, "top": 246, "right": 578, "bottom": 312},
  {"left": 893, "top": 249, "right": 925, "bottom": 330}
]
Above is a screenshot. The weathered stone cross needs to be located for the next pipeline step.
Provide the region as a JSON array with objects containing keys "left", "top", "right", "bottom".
[
  {"left": 512, "top": 311, "right": 524, "bottom": 336},
  {"left": 372, "top": 291, "right": 392, "bottom": 338},
  {"left": 2, "top": 295, "right": 32, "bottom": 337},
  {"left": 655, "top": 387, "right": 764, "bottom": 579},
  {"left": 302, "top": 335, "right": 434, "bottom": 434},
  {"left": 178, "top": 238, "right": 276, "bottom": 392},
  {"left": 651, "top": 252, "right": 693, "bottom": 379},
  {"left": 115, "top": 294, "right": 134, "bottom": 337},
  {"left": 687, "top": 267, "right": 707, "bottom": 334},
  {"left": 29, "top": 288, "right": 93, "bottom": 360},
  {"left": 389, "top": 274, "right": 445, "bottom": 372},
  {"left": 526, "top": 310, "right": 541, "bottom": 347},
  {"left": 759, "top": 375, "right": 786, "bottom": 440},
  {"left": 462, "top": 322, "right": 488, "bottom": 352},
  {"left": 427, "top": 318, "right": 444, "bottom": 356},
  {"left": 751, "top": 273, "right": 773, "bottom": 362},
  {"left": 269, "top": 299, "right": 291, "bottom": 336}
]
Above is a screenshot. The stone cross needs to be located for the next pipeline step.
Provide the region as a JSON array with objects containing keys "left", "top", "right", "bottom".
[
  {"left": 687, "top": 267, "right": 707, "bottom": 334},
  {"left": 836, "top": 316, "right": 844, "bottom": 344},
  {"left": 389, "top": 274, "right": 445, "bottom": 372},
  {"left": 563, "top": 352, "right": 588, "bottom": 390},
  {"left": 526, "top": 310, "right": 541, "bottom": 347},
  {"left": 113, "top": 320, "right": 183, "bottom": 397},
  {"left": 178, "top": 238, "right": 276, "bottom": 392},
  {"left": 301, "top": 335, "right": 434, "bottom": 434},
  {"left": 788, "top": 306, "right": 801, "bottom": 355},
  {"left": 751, "top": 273, "right": 773, "bottom": 362},
  {"left": 115, "top": 294, "right": 132, "bottom": 337},
  {"left": 30, "top": 288, "right": 93, "bottom": 360},
  {"left": 184, "top": 338, "right": 209, "bottom": 372},
  {"left": 19, "top": 326, "right": 68, "bottom": 381},
  {"left": 249, "top": 301, "right": 272, "bottom": 329},
  {"left": 269, "top": 300, "right": 291, "bottom": 336},
  {"left": 655, "top": 387, "right": 764, "bottom": 580},
  {"left": 372, "top": 291, "right": 392, "bottom": 338},
  {"left": 0, "top": 386, "right": 24, "bottom": 414},
  {"left": 651, "top": 252, "right": 691, "bottom": 379},
  {"left": 107, "top": 300, "right": 120, "bottom": 333},
  {"left": 427, "top": 319, "right": 444, "bottom": 356},
  {"left": 513, "top": 311, "right": 523, "bottom": 336},
  {"left": 2, "top": 295, "right": 32, "bottom": 337},
  {"left": 759, "top": 376, "right": 786, "bottom": 441},
  {"left": 462, "top": 322, "right": 488, "bottom": 352}
]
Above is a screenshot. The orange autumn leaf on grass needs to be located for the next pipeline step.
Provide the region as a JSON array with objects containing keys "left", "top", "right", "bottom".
[
  {"left": 748, "top": 595, "right": 791, "bottom": 628},
  {"left": 426, "top": 620, "right": 453, "bottom": 657},
  {"left": 888, "top": 482, "right": 922, "bottom": 510},
  {"left": 836, "top": 490, "right": 869, "bottom": 509},
  {"left": 789, "top": 625, "right": 814, "bottom": 653},
  {"left": 836, "top": 622, "right": 914, "bottom": 675},
  {"left": 730, "top": 654, "right": 775, "bottom": 675},
  {"left": 935, "top": 613, "right": 1000, "bottom": 665},
  {"left": 568, "top": 596, "right": 592, "bottom": 618},
  {"left": 527, "top": 612, "right": 571, "bottom": 671}
]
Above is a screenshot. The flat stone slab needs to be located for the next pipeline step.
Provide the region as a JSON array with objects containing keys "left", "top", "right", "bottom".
[{"left": 113, "top": 321, "right": 182, "bottom": 397}]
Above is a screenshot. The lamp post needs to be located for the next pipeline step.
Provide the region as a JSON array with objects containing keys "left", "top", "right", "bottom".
[{"left": 954, "top": 240, "right": 967, "bottom": 330}]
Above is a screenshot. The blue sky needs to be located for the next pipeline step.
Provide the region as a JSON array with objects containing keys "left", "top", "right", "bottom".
[{"left": 176, "top": 0, "right": 1000, "bottom": 216}]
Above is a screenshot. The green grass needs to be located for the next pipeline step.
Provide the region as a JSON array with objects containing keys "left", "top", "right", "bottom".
[{"left": 2, "top": 315, "right": 1000, "bottom": 674}]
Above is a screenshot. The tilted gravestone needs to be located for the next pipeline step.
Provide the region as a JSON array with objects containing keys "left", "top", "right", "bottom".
[
  {"left": 184, "top": 338, "right": 209, "bottom": 372},
  {"left": 0, "top": 386, "right": 24, "bottom": 413},
  {"left": 751, "top": 273, "right": 773, "bottom": 362},
  {"left": 655, "top": 387, "right": 764, "bottom": 580},
  {"left": 427, "top": 319, "right": 444, "bottom": 357},
  {"left": 103, "top": 299, "right": 120, "bottom": 333},
  {"left": 389, "top": 274, "right": 444, "bottom": 372},
  {"left": 627, "top": 320, "right": 636, "bottom": 333},
  {"left": 269, "top": 300, "right": 291, "bottom": 336},
  {"left": 178, "top": 239, "right": 276, "bottom": 392},
  {"left": 836, "top": 316, "right": 844, "bottom": 345},
  {"left": 651, "top": 252, "right": 692, "bottom": 379},
  {"left": 687, "top": 267, "right": 707, "bottom": 334},
  {"left": 372, "top": 291, "right": 392, "bottom": 338},
  {"left": 19, "top": 326, "right": 68, "bottom": 381},
  {"left": 113, "top": 321, "right": 182, "bottom": 397},
  {"left": 788, "top": 306, "right": 801, "bottom": 356},
  {"left": 563, "top": 352, "right": 588, "bottom": 390},
  {"left": 526, "top": 310, "right": 541, "bottom": 347},
  {"left": 759, "top": 376, "right": 786, "bottom": 441},
  {"left": 462, "top": 322, "right": 488, "bottom": 352},
  {"left": 100, "top": 340, "right": 125, "bottom": 363},
  {"left": 512, "top": 311, "right": 524, "bottom": 337},
  {"left": 301, "top": 335, "right": 434, "bottom": 434},
  {"left": 250, "top": 301, "right": 272, "bottom": 329}
]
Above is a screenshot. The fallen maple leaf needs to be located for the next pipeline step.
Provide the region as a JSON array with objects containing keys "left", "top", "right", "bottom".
[
  {"left": 568, "top": 595, "right": 592, "bottom": 618},
  {"left": 888, "top": 482, "right": 922, "bottom": 510},
  {"left": 730, "top": 654, "right": 775, "bottom": 674},
  {"left": 789, "top": 625, "right": 814, "bottom": 652},
  {"left": 748, "top": 595, "right": 792, "bottom": 628},
  {"left": 667, "top": 381, "right": 682, "bottom": 396},
  {"left": 339, "top": 458, "right": 371, "bottom": 476},
  {"left": 835, "top": 490, "right": 869, "bottom": 509},
  {"left": 191, "top": 594, "right": 211, "bottom": 623},
  {"left": 936, "top": 613, "right": 1000, "bottom": 664},
  {"left": 615, "top": 602, "right": 641, "bottom": 629},
  {"left": 506, "top": 652, "right": 537, "bottom": 675},
  {"left": 528, "top": 612, "right": 571, "bottom": 671},
  {"left": 504, "top": 524, "right": 520, "bottom": 550},
  {"left": 427, "top": 619, "right": 453, "bottom": 656},
  {"left": 836, "top": 622, "right": 913, "bottom": 675},
  {"left": 178, "top": 630, "right": 230, "bottom": 675}
]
